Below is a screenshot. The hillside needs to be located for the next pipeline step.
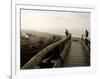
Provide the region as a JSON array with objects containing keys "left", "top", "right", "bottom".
[{"left": 21, "top": 30, "right": 65, "bottom": 68}]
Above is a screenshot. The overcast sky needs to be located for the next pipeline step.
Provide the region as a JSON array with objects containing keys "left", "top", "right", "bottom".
[{"left": 21, "top": 10, "right": 90, "bottom": 37}]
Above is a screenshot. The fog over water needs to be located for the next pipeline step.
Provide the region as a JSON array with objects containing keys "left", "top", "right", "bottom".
[{"left": 21, "top": 10, "right": 90, "bottom": 37}]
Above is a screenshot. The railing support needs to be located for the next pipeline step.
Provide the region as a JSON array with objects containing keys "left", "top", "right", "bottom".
[{"left": 22, "top": 34, "right": 71, "bottom": 69}]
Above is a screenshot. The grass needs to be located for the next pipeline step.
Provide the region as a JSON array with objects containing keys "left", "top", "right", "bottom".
[{"left": 20, "top": 30, "right": 65, "bottom": 68}]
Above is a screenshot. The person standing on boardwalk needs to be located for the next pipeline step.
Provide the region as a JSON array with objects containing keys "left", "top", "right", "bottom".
[
  {"left": 65, "top": 29, "right": 69, "bottom": 37},
  {"left": 65, "top": 29, "right": 71, "bottom": 44},
  {"left": 85, "top": 30, "right": 89, "bottom": 37},
  {"left": 85, "top": 30, "right": 89, "bottom": 45}
]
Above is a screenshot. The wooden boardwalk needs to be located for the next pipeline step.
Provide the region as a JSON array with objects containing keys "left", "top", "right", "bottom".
[
  {"left": 21, "top": 35, "right": 90, "bottom": 69},
  {"left": 62, "top": 38, "right": 90, "bottom": 67}
]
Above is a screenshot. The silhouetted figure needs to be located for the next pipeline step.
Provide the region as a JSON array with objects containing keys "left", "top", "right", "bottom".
[
  {"left": 85, "top": 30, "right": 89, "bottom": 37},
  {"left": 85, "top": 30, "right": 89, "bottom": 45},
  {"left": 65, "top": 29, "right": 69, "bottom": 37}
]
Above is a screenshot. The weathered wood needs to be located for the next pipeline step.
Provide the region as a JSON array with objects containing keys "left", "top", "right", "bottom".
[
  {"left": 81, "top": 34, "right": 90, "bottom": 51},
  {"left": 62, "top": 38, "right": 90, "bottom": 67},
  {"left": 53, "top": 58, "right": 61, "bottom": 67},
  {"left": 60, "top": 41, "right": 71, "bottom": 61},
  {"left": 22, "top": 34, "right": 71, "bottom": 69}
]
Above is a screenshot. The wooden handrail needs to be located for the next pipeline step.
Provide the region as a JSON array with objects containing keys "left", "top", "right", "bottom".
[
  {"left": 81, "top": 34, "right": 90, "bottom": 50},
  {"left": 22, "top": 34, "right": 71, "bottom": 69}
]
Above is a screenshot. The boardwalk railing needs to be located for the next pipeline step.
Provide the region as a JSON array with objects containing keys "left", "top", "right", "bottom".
[
  {"left": 81, "top": 34, "right": 90, "bottom": 51},
  {"left": 22, "top": 34, "right": 71, "bottom": 69}
]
